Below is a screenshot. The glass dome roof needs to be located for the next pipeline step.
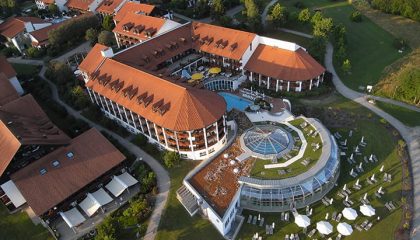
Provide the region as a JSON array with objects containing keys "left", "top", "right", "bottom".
[{"left": 243, "top": 125, "right": 291, "bottom": 156}]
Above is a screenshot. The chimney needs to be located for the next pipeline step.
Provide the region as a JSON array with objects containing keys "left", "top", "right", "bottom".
[{"left": 101, "top": 47, "right": 114, "bottom": 58}]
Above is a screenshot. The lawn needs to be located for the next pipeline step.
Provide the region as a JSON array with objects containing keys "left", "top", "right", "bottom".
[
  {"left": 11, "top": 63, "right": 39, "bottom": 76},
  {"left": 238, "top": 96, "right": 404, "bottom": 240},
  {"left": 0, "top": 204, "right": 53, "bottom": 240},
  {"left": 250, "top": 118, "right": 322, "bottom": 180},
  {"left": 279, "top": 0, "right": 407, "bottom": 91},
  {"left": 375, "top": 101, "right": 420, "bottom": 127},
  {"left": 156, "top": 161, "right": 223, "bottom": 240}
]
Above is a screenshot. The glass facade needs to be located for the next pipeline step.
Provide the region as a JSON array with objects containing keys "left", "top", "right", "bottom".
[
  {"left": 205, "top": 79, "right": 234, "bottom": 91},
  {"left": 243, "top": 125, "right": 291, "bottom": 156},
  {"left": 239, "top": 136, "right": 339, "bottom": 212}
]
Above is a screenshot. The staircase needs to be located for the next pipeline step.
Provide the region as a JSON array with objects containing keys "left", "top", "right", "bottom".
[{"left": 176, "top": 185, "right": 199, "bottom": 216}]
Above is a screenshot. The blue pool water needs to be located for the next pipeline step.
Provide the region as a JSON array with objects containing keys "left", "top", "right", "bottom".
[{"left": 218, "top": 92, "right": 252, "bottom": 112}]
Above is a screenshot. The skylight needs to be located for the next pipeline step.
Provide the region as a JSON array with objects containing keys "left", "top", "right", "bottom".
[
  {"left": 52, "top": 160, "right": 60, "bottom": 168},
  {"left": 66, "top": 152, "right": 74, "bottom": 159},
  {"left": 39, "top": 168, "right": 47, "bottom": 175}
]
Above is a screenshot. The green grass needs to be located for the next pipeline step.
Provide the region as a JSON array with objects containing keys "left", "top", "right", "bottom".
[
  {"left": 280, "top": 0, "right": 408, "bottom": 91},
  {"left": 156, "top": 161, "right": 223, "bottom": 240},
  {"left": 0, "top": 205, "right": 53, "bottom": 240},
  {"left": 238, "top": 97, "right": 403, "bottom": 240},
  {"left": 250, "top": 119, "right": 322, "bottom": 179},
  {"left": 375, "top": 101, "right": 420, "bottom": 127},
  {"left": 11, "top": 63, "right": 39, "bottom": 76}
]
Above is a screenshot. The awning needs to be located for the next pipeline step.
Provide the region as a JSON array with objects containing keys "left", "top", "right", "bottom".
[
  {"left": 0, "top": 180, "right": 26, "bottom": 208},
  {"left": 79, "top": 188, "right": 113, "bottom": 217},
  {"left": 60, "top": 208, "right": 86, "bottom": 228},
  {"left": 105, "top": 172, "right": 138, "bottom": 197}
]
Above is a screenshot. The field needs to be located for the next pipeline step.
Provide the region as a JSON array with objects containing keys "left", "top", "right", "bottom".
[
  {"left": 375, "top": 101, "right": 420, "bottom": 127},
  {"left": 238, "top": 95, "right": 404, "bottom": 240},
  {"left": 0, "top": 205, "right": 53, "bottom": 240},
  {"left": 279, "top": 0, "right": 407, "bottom": 91},
  {"left": 156, "top": 161, "right": 223, "bottom": 240}
]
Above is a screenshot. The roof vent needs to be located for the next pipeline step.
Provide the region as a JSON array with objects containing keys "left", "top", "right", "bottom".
[{"left": 66, "top": 151, "right": 74, "bottom": 159}]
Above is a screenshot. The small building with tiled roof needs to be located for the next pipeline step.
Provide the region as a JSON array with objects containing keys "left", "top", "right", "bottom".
[
  {"left": 0, "top": 74, "right": 19, "bottom": 106},
  {"left": 65, "top": 0, "right": 104, "bottom": 13},
  {"left": 35, "top": 0, "right": 68, "bottom": 11},
  {"left": 0, "top": 17, "right": 51, "bottom": 52},
  {"left": 0, "top": 56, "right": 24, "bottom": 95},
  {"left": 0, "top": 94, "right": 71, "bottom": 180},
  {"left": 113, "top": 12, "right": 180, "bottom": 47},
  {"left": 11, "top": 128, "right": 126, "bottom": 216}
]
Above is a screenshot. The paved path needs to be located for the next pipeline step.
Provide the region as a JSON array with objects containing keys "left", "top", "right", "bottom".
[
  {"left": 52, "top": 41, "right": 92, "bottom": 62},
  {"left": 261, "top": 0, "right": 277, "bottom": 27},
  {"left": 37, "top": 66, "right": 170, "bottom": 240}
]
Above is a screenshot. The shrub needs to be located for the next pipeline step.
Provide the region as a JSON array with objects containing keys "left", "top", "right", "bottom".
[
  {"left": 393, "top": 38, "right": 408, "bottom": 50},
  {"left": 1, "top": 46, "right": 20, "bottom": 57},
  {"left": 350, "top": 11, "right": 362, "bottom": 22},
  {"left": 27, "top": 47, "right": 45, "bottom": 58},
  {"left": 293, "top": 1, "right": 305, "bottom": 9},
  {"left": 298, "top": 8, "right": 311, "bottom": 23},
  {"left": 133, "top": 134, "right": 148, "bottom": 146},
  {"left": 341, "top": 59, "right": 352, "bottom": 73},
  {"left": 163, "top": 151, "right": 180, "bottom": 168},
  {"left": 98, "top": 30, "right": 116, "bottom": 47}
]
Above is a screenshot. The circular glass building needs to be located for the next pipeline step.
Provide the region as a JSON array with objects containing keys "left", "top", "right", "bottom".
[
  {"left": 238, "top": 119, "right": 340, "bottom": 212},
  {"left": 241, "top": 125, "right": 294, "bottom": 159}
]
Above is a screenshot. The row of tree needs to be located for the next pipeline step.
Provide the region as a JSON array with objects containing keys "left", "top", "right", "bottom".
[{"left": 370, "top": 0, "right": 420, "bottom": 22}]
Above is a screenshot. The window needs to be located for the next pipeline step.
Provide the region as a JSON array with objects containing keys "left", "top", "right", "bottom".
[
  {"left": 209, "top": 148, "right": 215, "bottom": 154},
  {"left": 52, "top": 160, "right": 60, "bottom": 168},
  {"left": 180, "top": 154, "right": 188, "bottom": 158},
  {"left": 200, "top": 152, "right": 207, "bottom": 157},
  {"left": 66, "top": 152, "right": 74, "bottom": 159},
  {"left": 39, "top": 168, "right": 47, "bottom": 175}
]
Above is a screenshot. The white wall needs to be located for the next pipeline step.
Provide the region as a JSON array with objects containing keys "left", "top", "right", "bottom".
[
  {"left": 157, "top": 20, "right": 181, "bottom": 35},
  {"left": 240, "top": 35, "right": 259, "bottom": 69},
  {"left": 259, "top": 36, "right": 303, "bottom": 51},
  {"left": 9, "top": 77, "right": 24, "bottom": 95}
]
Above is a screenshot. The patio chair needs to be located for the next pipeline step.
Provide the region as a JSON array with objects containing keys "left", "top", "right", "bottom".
[{"left": 336, "top": 213, "right": 342, "bottom": 222}]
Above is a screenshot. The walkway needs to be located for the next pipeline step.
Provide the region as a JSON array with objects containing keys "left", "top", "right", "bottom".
[
  {"left": 261, "top": 0, "right": 277, "bottom": 27},
  {"left": 8, "top": 53, "right": 170, "bottom": 240}
]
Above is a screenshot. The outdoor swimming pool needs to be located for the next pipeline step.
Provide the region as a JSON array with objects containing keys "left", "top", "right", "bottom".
[{"left": 218, "top": 92, "right": 252, "bottom": 111}]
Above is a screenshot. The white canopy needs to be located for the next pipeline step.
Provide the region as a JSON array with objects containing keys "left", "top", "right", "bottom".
[
  {"left": 60, "top": 208, "right": 86, "bottom": 228},
  {"left": 360, "top": 204, "right": 376, "bottom": 217},
  {"left": 79, "top": 188, "right": 113, "bottom": 217},
  {"left": 0, "top": 180, "right": 26, "bottom": 208},
  {"left": 316, "top": 221, "right": 333, "bottom": 235},
  {"left": 294, "top": 214, "right": 311, "bottom": 228},
  {"left": 342, "top": 207, "right": 358, "bottom": 220},
  {"left": 337, "top": 222, "right": 353, "bottom": 236},
  {"left": 105, "top": 172, "right": 138, "bottom": 197}
]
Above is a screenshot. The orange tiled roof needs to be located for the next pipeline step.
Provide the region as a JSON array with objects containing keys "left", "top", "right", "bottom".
[
  {"left": 30, "top": 22, "right": 64, "bottom": 46},
  {"left": 113, "top": 12, "right": 166, "bottom": 41},
  {"left": 0, "top": 17, "right": 45, "bottom": 39},
  {"left": 245, "top": 44, "right": 325, "bottom": 81},
  {"left": 0, "top": 121, "right": 21, "bottom": 177},
  {"left": 97, "top": 0, "right": 125, "bottom": 15},
  {"left": 191, "top": 22, "right": 257, "bottom": 61},
  {"left": 78, "top": 43, "right": 108, "bottom": 74},
  {"left": 12, "top": 128, "right": 126, "bottom": 216},
  {"left": 114, "top": 2, "right": 155, "bottom": 22},
  {"left": 0, "top": 56, "right": 17, "bottom": 79},
  {"left": 39, "top": 0, "right": 54, "bottom": 4},
  {"left": 0, "top": 74, "right": 19, "bottom": 106},
  {"left": 65, "top": 0, "right": 95, "bottom": 11},
  {"left": 85, "top": 56, "right": 226, "bottom": 131}
]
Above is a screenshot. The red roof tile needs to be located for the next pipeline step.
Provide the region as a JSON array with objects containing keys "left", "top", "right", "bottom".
[
  {"left": 113, "top": 12, "right": 166, "bottom": 41},
  {"left": 78, "top": 43, "right": 108, "bottom": 74},
  {"left": 97, "top": 0, "right": 125, "bottom": 15},
  {"left": 0, "top": 17, "right": 45, "bottom": 39},
  {"left": 12, "top": 128, "right": 126, "bottom": 216},
  {"left": 245, "top": 44, "right": 325, "bottom": 81},
  {"left": 85, "top": 56, "right": 226, "bottom": 131},
  {"left": 0, "top": 56, "right": 17, "bottom": 79},
  {"left": 30, "top": 22, "right": 64, "bottom": 46},
  {"left": 114, "top": 2, "right": 155, "bottom": 22},
  {"left": 65, "top": 0, "right": 95, "bottom": 11},
  {"left": 0, "top": 74, "right": 19, "bottom": 106}
]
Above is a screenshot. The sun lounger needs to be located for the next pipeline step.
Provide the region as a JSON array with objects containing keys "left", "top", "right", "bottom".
[
  {"left": 252, "top": 216, "right": 257, "bottom": 224},
  {"left": 285, "top": 212, "right": 290, "bottom": 221},
  {"left": 336, "top": 213, "right": 342, "bottom": 222},
  {"left": 332, "top": 211, "right": 337, "bottom": 221},
  {"left": 281, "top": 212, "right": 285, "bottom": 221},
  {"left": 259, "top": 217, "right": 264, "bottom": 227},
  {"left": 365, "top": 222, "right": 373, "bottom": 230},
  {"left": 355, "top": 224, "right": 363, "bottom": 231},
  {"left": 308, "top": 229, "right": 317, "bottom": 238},
  {"left": 360, "top": 220, "right": 369, "bottom": 228},
  {"left": 247, "top": 215, "right": 252, "bottom": 223},
  {"left": 336, "top": 234, "right": 342, "bottom": 240},
  {"left": 284, "top": 234, "right": 289, "bottom": 240}
]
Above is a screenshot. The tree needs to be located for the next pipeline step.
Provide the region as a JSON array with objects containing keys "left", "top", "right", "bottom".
[
  {"left": 298, "top": 8, "right": 311, "bottom": 23},
  {"left": 268, "top": 3, "right": 288, "bottom": 26},
  {"left": 342, "top": 59, "right": 352, "bottom": 73},
  {"left": 85, "top": 28, "right": 98, "bottom": 45},
  {"left": 312, "top": 17, "right": 333, "bottom": 38},
  {"left": 98, "top": 30, "right": 116, "bottom": 47},
  {"left": 95, "top": 216, "right": 117, "bottom": 240},
  {"left": 310, "top": 11, "right": 324, "bottom": 24},
  {"left": 211, "top": 0, "right": 225, "bottom": 19},
  {"left": 48, "top": 3, "right": 59, "bottom": 16},
  {"left": 102, "top": 15, "right": 114, "bottom": 31},
  {"left": 244, "top": 0, "right": 259, "bottom": 19},
  {"left": 163, "top": 151, "right": 180, "bottom": 168},
  {"left": 27, "top": 47, "right": 44, "bottom": 58},
  {"left": 308, "top": 36, "right": 326, "bottom": 62}
]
